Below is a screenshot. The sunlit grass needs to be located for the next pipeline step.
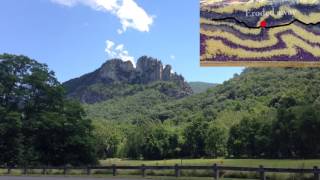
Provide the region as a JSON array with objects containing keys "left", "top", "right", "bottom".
[
  {"left": 100, "top": 158, "right": 320, "bottom": 169},
  {"left": 1, "top": 159, "right": 318, "bottom": 179}
]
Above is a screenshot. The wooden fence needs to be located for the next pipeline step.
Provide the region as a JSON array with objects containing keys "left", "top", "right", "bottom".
[{"left": 1, "top": 164, "right": 320, "bottom": 180}]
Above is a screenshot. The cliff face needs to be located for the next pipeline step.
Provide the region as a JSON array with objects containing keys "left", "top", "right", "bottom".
[
  {"left": 136, "top": 56, "right": 163, "bottom": 83},
  {"left": 98, "top": 59, "right": 135, "bottom": 83},
  {"left": 63, "top": 56, "right": 193, "bottom": 103}
]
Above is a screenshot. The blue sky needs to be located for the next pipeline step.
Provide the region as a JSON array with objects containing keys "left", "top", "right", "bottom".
[{"left": 0, "top": 0, "right": 243, "bottom": 83}]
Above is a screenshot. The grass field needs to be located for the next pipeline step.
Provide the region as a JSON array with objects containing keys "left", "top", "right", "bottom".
[
  {"left": 98, "top": 158, "right": 320, "bottom": 179},
  {"left": 100, "top": 158, "right": 320, "bottom": 169},
  {"left": 1, "top": 159, "right": 319, "bottom": 180}
]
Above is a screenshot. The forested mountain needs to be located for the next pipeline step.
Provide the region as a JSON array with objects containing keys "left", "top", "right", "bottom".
[
  {"left": 188, "top": 81, "right": 218, "bottom": 93},
  {"left": 155, "top": 68, "right": 320, "bottom": 126},
  {"left": 85, "top": 67, "right": 320, "bottom": 125},
  {"left": 84, "top": 67, "right": 320, "bottom": 159}
]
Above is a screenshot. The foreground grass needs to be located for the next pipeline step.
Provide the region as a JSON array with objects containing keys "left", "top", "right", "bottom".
[
  {"left": 100, "top": 158, "right": 320, "bottom": 169},
  {"left": 1, "top": 159, "right": 319, "bottom": 180},
  {"left": 0, "top": 174, "right": 253, "bottom": 180},
  {"left": 98, "top": 158, "right": 319, "bottom": 179}
]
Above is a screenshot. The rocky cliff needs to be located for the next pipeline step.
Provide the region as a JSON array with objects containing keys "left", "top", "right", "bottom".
[{"left": 63, "top": 56, "right": 193, "bottom": 103}]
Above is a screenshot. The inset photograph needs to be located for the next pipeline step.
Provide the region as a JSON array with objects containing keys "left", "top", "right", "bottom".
[{"left": 200, "top": 0, "right": 320, "bottom": 66}]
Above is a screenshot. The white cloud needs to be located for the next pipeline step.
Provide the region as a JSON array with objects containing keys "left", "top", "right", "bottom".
[
  {"left": 115, "top": 44, "right": 124, "bottom": 51},
  {"left": 105, "top": 40, "right": 135, "bottom": 66},
  {"left": 51, "top": 0, "right": 154, "bottom": 33},
  {"left": 170, "top": 55, "right": 176, "bottom": 60}
]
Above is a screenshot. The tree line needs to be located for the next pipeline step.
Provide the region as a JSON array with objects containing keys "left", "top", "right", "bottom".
[
  {"left": 95, "top": 96, "right": 320, "bottom": 160},
  {"left": 228, "top": 96, "right": 320, "bottom": 158},
  {"left": 93, "top": 88, "right": 320, "bottom": 160}
]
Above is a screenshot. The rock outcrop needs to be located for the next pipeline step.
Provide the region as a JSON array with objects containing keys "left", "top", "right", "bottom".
[
  {"left": 99, "top": 59, "right": 135, "bottom": 83},
  {"left": 162, "top": 65, "right": 172, "bottom": 81},
  {"left": 136, "top": 56, "right": 163, "bottom": 83},
  {"left": 63, "top": 56, "right": 193, "bottom": 103}
]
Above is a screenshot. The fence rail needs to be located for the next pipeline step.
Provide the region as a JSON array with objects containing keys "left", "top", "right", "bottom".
[{"left": 1, "top": 164, "right": 320, "bottom": 180}]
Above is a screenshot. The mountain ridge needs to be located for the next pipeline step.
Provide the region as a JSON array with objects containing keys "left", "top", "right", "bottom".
[
  {"left": 84, "top": 67, "right": 320, "bottom": 127},
  {"left": 63, "top": 56, "right": 193, "bottom": 103},
  {"left": 189, "top": 81, "right": 218, "bottom": 93}
]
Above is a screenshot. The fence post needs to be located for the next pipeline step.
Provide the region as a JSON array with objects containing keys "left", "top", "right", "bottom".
[
  {"left": 213, "top": 163, "right": 219, "bottom": 180},
  {"left": 23, "top": 166, "right": 27, "bottom": 175},
  {"left": 141, "top": 164, "right": 146, "bottom": 177},
  {"left": 314, "top": 166, "right": 320, "bottom": 180},
  {"left": 112, "top": 164, "right": 117, "bottom": 176},
  {"left": 63, "top": 165, "right": 67, "bottom": 176},
  {"left": 175, "top": 164, "right": 181, "bottom": 177},
  {"left": 42, "top": 167, "right": 46, "bottom": 175},
  {"left": 259, "top": 165, "right": 266, "bottom": 180},
  {"left": 86, "top": 166, "right": 91, "bottom": 175}
]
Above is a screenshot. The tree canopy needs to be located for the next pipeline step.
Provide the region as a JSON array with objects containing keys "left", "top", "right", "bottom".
[{"left": 0, "top": 54, "right": 97, "bottom": 166}]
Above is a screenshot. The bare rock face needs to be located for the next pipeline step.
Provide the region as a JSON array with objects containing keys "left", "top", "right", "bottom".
[
  {"left": 99, "top": 59, "right": 135, "bottom": 83},
  {"left": 92, "top": 56, "right": 189, "bottom": 85},
  {"left": 136, "top": 56, "right": 163, "bottom": 83},
  {"left": 163, "top": 65, "right": 172, "bottom": 81},
  {"left": 63, "top": 56, "right": 193, "bottom": 103}
]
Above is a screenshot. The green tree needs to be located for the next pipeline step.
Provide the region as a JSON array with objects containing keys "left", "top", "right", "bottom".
[
  {"left": 295, "top": 106, "right": 320, "bottom": 157},
  {"left": 205, "top": 123, "right": 227, "bottom": 158},
  {"left": 140, "top": 123, "right": 179, "bottom": 160},
  {"left": 227, "top": 116, "right": 272, "bottom": 158},
  {"left": 93, "top": 120, "right": 123, "bottom": 159},
  {"left": 34, "top": 100, "right": 98, "bottom": 166},
  {"left": 0, "top": 108, "right": 22, "bottom": 166},
  {"left": 124, "top": 126, "right": 144, "bottom": 159},
  {"left": 182, "top": 115, "right": 209, "bottom": 157},
  {"left": 0, "top": 54, "right": 98, "bottom": 166}
]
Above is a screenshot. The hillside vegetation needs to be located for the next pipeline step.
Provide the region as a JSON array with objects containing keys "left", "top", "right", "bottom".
[
  {"left": 2, "top": 54, "right": 320, "bottom": 168},
  {"left": 85, "top": 67, "right": 320, "bottom": 159},
  {"left": 86, "top": 68, "right": 320, "bottom": 126},
  {"left": 84, "top": 81, "right": 183, "bottom": 122}
]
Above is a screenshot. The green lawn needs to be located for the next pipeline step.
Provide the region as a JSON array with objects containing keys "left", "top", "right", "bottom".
[
  {"left": 1, "top": 159, "right": 318, "bottom": 180},
  {"left": 100, "top": 158, "right": 320, "bottom": 169},
  {"left": 99, "top": 159, "right": 319, "bottom": 179}
]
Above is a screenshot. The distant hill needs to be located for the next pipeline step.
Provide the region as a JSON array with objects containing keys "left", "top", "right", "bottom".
[
  {"left": 63, "top": 56, "right": 193, "bottom": 104},
  {"left": 84, "top": 67, "right": 320, "bottom": 126},
  {"left": 153, "top": 68, "right": 320, "bottom": 127},
  {"left": 188, "top": 81, "right": 218, "bottom": 93}
]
